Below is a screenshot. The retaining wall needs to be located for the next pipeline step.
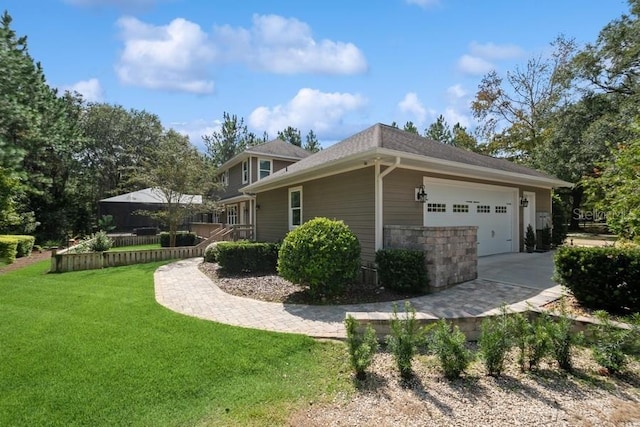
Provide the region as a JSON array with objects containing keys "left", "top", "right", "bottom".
[{"left": 384, "top": 225, "right": 478, "bottom": 289}]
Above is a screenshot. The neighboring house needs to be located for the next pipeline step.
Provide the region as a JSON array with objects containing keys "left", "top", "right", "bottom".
[
  {"left": 202, "top": 139, "right": 312, "bottom": 238},
  {"left": 99, "top": 187, "right": 202, "bottom": 232},
  {"left": 242, "top": 123, "right": 573, "bottom": 268}
]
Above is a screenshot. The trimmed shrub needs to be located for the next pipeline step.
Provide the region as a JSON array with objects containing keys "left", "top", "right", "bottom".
[
  {"left": 547, "top": 300, "right": 579, "bottom": 372},
  {"left": 160, "top": 231, "right": 197, "bottom": 247},
  {"left": 428, "top": 319, "right": 473, "bottom": 379},
  {"left": 88, "top": 231, "right": 112, "bottom": 252},
  {"left": 0, "top": 237, "right": 19, "bottom": 264},
  {"left": 376, "top": 248, "right": 429, "bottom": 293},
  {"left": 511, "top": 312, "right": 551, "bottom": 371},
  {"left": 478, "top": 306, "right": 512, "bottom": 376},
  {"left": 216, "top": 241, "right": 279, "bottom": 274},
  {"left": 204, "top": 243, "right": 218, "bottom": 263},
  {"left": 386, "top": 302, "right": 426, "bottom": 379},
  {"left": 588, "top": 311, "right": 640, "bottom": 374},
  {"left": 345, "top": 315, "right": 379, "bottom": 380},
  {"left": 278, "top": 217, "right": 360, "bottom": 300},
  {"left": 9, "top": 235, "right": 35, "bottom": 258},
  {"left": 554, "top": 246, "right": 640, "bottom": 313},
  {"left": 552, "top": 193, "right": 568, "bottom": 247}
]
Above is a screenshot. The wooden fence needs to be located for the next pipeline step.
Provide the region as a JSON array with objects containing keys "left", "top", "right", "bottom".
[
  {"left": 51, "top": 246, "right": 204, "bottom": 273},
  {"left": 111, "top": 235, "right": 160, "bottom": 247}
]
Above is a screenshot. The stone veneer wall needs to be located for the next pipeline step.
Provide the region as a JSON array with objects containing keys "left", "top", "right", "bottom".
[{"left": 384, "top": 225, "right": 478, "bottom": 289}]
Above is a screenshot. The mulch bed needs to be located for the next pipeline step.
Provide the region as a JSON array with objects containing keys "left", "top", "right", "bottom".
[{"left": 198, "top": 261, "right": 428, "bottom": 305}]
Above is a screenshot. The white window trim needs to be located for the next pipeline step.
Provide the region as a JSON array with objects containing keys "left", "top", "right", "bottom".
[
  {"left": 288, "top": 186, "right": 302, "bottom": 230},
  {"left": 226, "top": 205, "right": 238, "bottom": 225},
  {"left": 220, "top": 170, "right": 229, "bottom": 186},
  {"left": 258, "top": 158, "right": 272, "bottom": 180},
  {"left": 241, "top": 160, "right": 249, "bottom": 184}
]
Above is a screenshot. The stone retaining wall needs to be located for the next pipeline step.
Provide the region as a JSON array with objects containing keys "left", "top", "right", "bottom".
[{"left": 384, "top": 225, "right": 478, "bottom": 289}]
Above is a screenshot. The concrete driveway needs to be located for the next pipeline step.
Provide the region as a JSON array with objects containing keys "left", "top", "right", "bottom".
[{"left": 477, "top": 251, "right": 557, "bottom": 290}]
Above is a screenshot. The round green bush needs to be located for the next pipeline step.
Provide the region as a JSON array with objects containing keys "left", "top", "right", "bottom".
[
  {"left": 204, "top": 242, "right": 218, "bottom": 263},
  {"left": 278, "top": 217, "right": 360, "bottom": 300}
]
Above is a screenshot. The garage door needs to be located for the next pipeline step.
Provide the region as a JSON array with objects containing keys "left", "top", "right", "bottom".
[{"left": 422, "top": 179, "right": 517, "bottom": 256}]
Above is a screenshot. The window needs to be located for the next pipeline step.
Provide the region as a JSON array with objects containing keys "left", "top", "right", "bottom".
[
  {"left": 219, "top": 170, "right": 229, "bottom": 186},
  {"left": 289, "top": 187, "right": 302, "bottom": 229},
  {"left": 495, "top": 206, "right": 507, "bottom": 213},
  {"left": 226, "top": 205, "right": 238, "bottom": 225},
  {"left": 258, "top": 159, "right": 272, "bottom": 180},
  {"left": 427, "top": 203, "right": 446, "bottom": 213},
  {"left": 453, "top": 204, "right": 469, "bottom": 213},
  {"left": 242, "top": 160, "right": 249, "bottom": 184},
  {"left": 477, "top": 205, "right": 491, "bottom": 213}
]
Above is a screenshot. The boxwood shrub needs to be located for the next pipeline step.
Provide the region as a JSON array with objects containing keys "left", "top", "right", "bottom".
[
  {"left": 554, "top": 246, "right": 640, "bottom": 313},
  {"left": 216, "top": 241, "right": 279, "bottom": 274},
  {"left": 278, "top": 217, "right": 360, "bottom": 299},
  {"left": 0, "top": 237, "right": 19, "bottom": 264},
  {"left": 160, "top": 231, "right": 197, "bottom": 247},
  {"left": 10, "top": 235, "right": 35, "bottom": 258},
  {"left": 375, "top": 248, "right": 429, "bottom": 293}
]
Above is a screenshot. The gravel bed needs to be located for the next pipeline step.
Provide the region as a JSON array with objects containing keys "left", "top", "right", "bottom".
[{"left": 290, "top": 349, "right": 640, "bottom": 426}]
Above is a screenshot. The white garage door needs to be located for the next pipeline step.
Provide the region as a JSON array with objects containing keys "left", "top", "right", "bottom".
[{"left": 423, "top": 179, "right": 517, "bottom": 256}]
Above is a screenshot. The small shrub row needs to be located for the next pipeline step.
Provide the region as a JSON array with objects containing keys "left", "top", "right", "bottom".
[
  {"left": 278, "top": 217, "right": 360, "bottom": 300},
  {"left": 160, "top": 231, "right": 197, "bottom": 247},
  {"left": 0, "top": 235, "right": 36, "bottom": 263},
  {"left": 215, "top": 241, "right": 279, "bottom": 274},
  {"left": 554, "top": 246, "right": 640, "bottom": 313},
  {"left": 346, "top": 302, "right": 638, "bottom": 380},
  {"left": 375, "top": 248, "right": 429, "bottom": 293}
]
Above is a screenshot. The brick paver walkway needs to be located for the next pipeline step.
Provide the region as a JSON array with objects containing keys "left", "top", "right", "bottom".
[{"left": 154, "top": 258, "right": 563, "bottom": 339}]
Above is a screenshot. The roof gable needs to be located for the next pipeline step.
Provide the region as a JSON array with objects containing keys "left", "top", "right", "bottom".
[{"left": 218, "top": 139, "right": 312, "bottom": 171}]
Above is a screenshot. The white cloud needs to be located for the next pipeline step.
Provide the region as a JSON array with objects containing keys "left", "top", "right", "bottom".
[
  {"left": 248, "top": 88, "right": 367, "bottom": 137},
  {"left": 469, "top": 41, "right": 524, "bottom": 60},
  {"left": 457, "top": 41, "right": 524, "bottom": 76},
  {"left": 115, "top": 16, "right": 216, "bottom": 94},
  {"left": 457, "top": 54, "right": 494, "bottom": 75},
  {"left": 62, "top": 78, "right": 103, "bottom": 102},
  {"left": 443, "top": 107, "right": 470, "bottom": 128},
  {"left": 446, "top": 84, "right": 466, "bottom": 101},
  {"left": 405, "top": 0, "right": 440, "bottom": 8},
  {"left": 170, "top": 119, "right": 221, "bottom": 151},
  {"left": 398, "top": 92, "right": 428, "bottom": 124},
  {"left": 214, "top": 14, "right": 367, "bottom": 75}
]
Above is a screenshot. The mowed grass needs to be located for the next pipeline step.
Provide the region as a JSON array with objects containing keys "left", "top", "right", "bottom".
[
  {"left": 109, "top": 243, "right": 162, "bottom": 251},
  {"left": 0, "top": 261, "right": 351, "bottom": 426}
]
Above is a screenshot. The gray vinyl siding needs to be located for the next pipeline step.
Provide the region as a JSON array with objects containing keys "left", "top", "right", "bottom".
[
  {"left": 255, "top": 187, "right": 289, "bottom": 243},
  {"left": 220, "top": 163, "right": 244, "bottom": 199},
  {"left": 383, "top": 168, "right": 425, "bottom": 226},
  {"left": 302, "top": 167, "right": 376, "bottom": 263},
  {"left": 255, "top": 167, "right": 376, "bottom": 264}
]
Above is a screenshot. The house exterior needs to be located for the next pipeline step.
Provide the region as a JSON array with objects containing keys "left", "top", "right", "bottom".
[
  {"left": 241, "top": 124, "right": 572, "bottom": 275},
  {"left": 195, "top": 139, "right": 311, "bottom": 238}
]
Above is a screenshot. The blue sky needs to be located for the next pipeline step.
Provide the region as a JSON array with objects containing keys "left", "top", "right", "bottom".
[{"left": 4, "top": 0, "right": 630, "bottom": 149}]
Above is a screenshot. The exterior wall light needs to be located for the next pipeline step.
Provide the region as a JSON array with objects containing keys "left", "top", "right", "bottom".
[
  {"left": 415, "top": 185, "right": 428, "bottom": 203},
  {"left": 520, "top": 196, "right": 529, "bottom": 207}
]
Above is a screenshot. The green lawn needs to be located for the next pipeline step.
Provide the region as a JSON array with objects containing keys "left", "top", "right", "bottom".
[
  {"left": 0, "top": 261, "right": 351, "bottom": 426},
  {"left": 109, "top": 243, "right": 162, "bottom": 252}
]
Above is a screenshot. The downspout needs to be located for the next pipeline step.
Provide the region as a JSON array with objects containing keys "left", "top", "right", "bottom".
[{"left": 375, "top": 157, "right": 401, "bottom": 251}]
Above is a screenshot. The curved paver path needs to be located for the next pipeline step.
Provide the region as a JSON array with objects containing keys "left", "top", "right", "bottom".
[{"left": 154, "top": 258, "right": 563, "bottom": 339}]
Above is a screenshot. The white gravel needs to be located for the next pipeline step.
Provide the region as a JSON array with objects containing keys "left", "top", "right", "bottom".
[{"left": 290, "top": 349, "right": 640, "bottom": 427}]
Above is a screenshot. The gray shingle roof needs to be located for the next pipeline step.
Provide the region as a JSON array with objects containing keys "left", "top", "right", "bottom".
[
  {"left": 245, "top": 138, "right": 312, "bottom": 159},
  {"left": 100, "top": 188, "right": 202, "bottom": 204},
  {"left": 250, "top": 123, "right": 557, "bottom": 185}
]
